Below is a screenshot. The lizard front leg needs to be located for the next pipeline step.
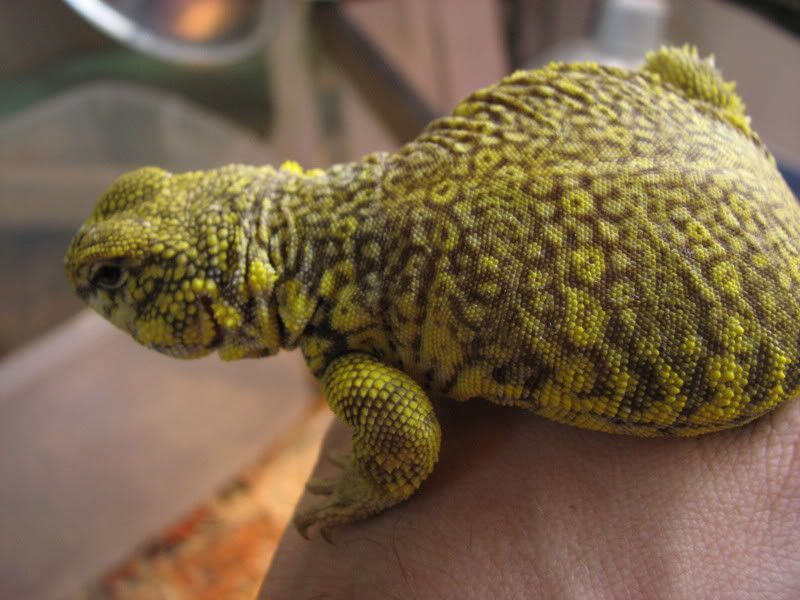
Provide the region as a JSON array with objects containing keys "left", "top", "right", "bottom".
[{"left": 294, "top": 353, "right": 441, "bottom": 539}]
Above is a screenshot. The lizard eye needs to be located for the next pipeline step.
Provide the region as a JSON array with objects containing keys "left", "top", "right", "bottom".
[{"left": 89, "top": 263, "right": 128, "bottom": 291}]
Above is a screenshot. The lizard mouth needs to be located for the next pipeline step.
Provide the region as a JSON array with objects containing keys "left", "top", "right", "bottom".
[{"left": 135, "top": 298, "right": 222, "bottom": 359}]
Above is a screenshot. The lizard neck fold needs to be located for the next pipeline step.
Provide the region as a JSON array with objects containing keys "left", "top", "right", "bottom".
[{"left": 257, "top": 155, "right": 390, "bottom": 354}]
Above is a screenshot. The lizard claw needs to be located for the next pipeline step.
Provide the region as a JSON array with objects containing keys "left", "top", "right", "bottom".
[
  {"left": 320, "top": 527, "right": 336, "bottom": 545},
  {"left": 324, "top": 450, "right": 351, "bottom": 468},
  {"left": 293, "top": 459, "right": 387, "bottom": 540},
  {"left": 305, "top": 476, "right": 336, "bottom": 495},
  {"left": 293, "top": 499, "right": 350, "bottom": 542},
  {"left": 300, "top": 452, "right": 351, "bottom": 496}
]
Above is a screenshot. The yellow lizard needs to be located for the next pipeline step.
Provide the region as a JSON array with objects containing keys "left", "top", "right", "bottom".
[{"left": 64, "top": 46, "right": 800, "bottom": 538}]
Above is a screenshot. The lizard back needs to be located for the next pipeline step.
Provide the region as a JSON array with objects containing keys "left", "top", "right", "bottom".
[{"left": 370, "top": 51, "right": 800, "bottom": 436}]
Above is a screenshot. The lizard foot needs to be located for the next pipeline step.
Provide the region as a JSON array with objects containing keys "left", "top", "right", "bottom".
[
  {"left": 293, "top": 353, "right": 442, "bottom": 540},
  {"left": 294, "top": 458, "right": 392, "bottom": 540},
  {"left": 303, "top": 452, "right": 352, "bottom": 494}
]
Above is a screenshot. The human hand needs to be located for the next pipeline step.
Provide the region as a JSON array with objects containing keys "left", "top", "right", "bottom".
[{"left": 260, "top": 399, "right": 800, "bottom": 599}]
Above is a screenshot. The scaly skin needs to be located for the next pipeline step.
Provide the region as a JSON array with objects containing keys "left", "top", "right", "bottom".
[{"left": 64, "top": 47, "right": 800, "bottom": 537}]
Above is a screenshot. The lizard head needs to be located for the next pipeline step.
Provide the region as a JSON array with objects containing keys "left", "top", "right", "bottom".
[{"left": 65, "top": 166, "right": 281, "bottom": 360}]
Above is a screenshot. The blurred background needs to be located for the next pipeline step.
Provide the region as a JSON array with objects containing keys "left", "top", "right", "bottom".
[{"left": 0, "top": 1, "right": 798, "bottom": 598}]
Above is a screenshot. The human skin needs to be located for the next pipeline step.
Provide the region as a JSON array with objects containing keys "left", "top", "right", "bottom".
[{"left": 259, "top": 397, "right": 800, "bottom": 599}]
